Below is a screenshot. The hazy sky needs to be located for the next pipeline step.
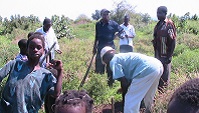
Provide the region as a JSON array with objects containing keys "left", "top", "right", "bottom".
[{"left": 0, "top": 0, "right": 198, "bottom": 21}]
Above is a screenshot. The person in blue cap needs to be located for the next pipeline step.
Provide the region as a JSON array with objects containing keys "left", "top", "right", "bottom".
[{"left": 93, "top": 8, "right": 124, "bottom": 86}]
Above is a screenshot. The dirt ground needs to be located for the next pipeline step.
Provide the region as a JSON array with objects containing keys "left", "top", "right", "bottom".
[
  {"left": 92, "top": 101, "right": 146, "bottom": 113},
  {"left": 93, "top": 101, "right": 123, "bottom": 113}
]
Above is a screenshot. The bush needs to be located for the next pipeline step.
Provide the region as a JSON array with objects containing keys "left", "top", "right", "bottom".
[{"left": 172, "top": 49, "right": 199, "bottom": 76}]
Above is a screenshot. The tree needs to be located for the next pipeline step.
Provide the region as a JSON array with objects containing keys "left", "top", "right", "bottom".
[
  {"left": 111, "top": 0, "right": 135, "bottom": 24},
  {"left": 191, "top": 14, "right": 198, "bottom": 21},
  {"left": 92, "top": 10, "right": 101, "bottom": 20},
  {"left": 51, "top": 15, "right": 75, "bottom": 39},
  {"left": 141, "top": 13, "right": 151, "bottom": 24}
]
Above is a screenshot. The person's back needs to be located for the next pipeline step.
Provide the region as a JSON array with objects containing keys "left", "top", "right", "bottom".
[{"left": 15, "top": 38, "right": 28, "bottom": 61}]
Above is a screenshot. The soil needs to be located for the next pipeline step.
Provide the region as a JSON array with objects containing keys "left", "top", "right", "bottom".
[
  {"left": 92, "top": 101, "right": 146, "bottom": 113},
  {"left": 93, "top": 101, "right": 123, "bottom": 113}
]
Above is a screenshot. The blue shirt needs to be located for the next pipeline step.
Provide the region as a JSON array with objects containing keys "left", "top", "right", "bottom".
[
  {"left": 0, "top": 60, "right": 56, "bottom": 113},
  {"left": 110, "top": 52, "right": 162, "bottom": 80},
  {"left": 96, "top": 20, "right": 123, "bottom": 49}
]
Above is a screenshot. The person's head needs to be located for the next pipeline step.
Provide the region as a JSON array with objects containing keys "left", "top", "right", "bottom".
[
  {"left": 100, "top": 46, "right": 115, "bottom": 65},
  {"left": 124, "top": 14, "right": 130, "bottom": 24},
  {"left": 157, "top": 6, "right": 167, "bottom": 21},
  {"left": 53, "top": 90, "right": 93, "bottom": 113},
  {"left": 167, "top": 78, "right": 199, "bottom": 113},
  {"left": 18, "top": 39, "right": 28, "bottom": 55},
  {"left": 27, "top": 34, "right": 45, "bottom": 61},
  {"left": 27, "top": 32, "right": 34, "bottom": 39},
  {"left": 100, "top": 9, "right": 110, "bottom": 22},
  {"left": 43, "top": 18, "right": 52, "bottom": 32}
]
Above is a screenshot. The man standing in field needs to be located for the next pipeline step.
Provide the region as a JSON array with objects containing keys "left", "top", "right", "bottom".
[
  {"left": 119, "top": 15, "right": 136, "bottom": 53},
  {"left": 36, "top": 18, "right": 62, "bottom": 62},
  {"left": 93, "top": 8, "right": 124, "bottom": 86},
  {"left": 152, "top": 6, "right": 176, "bottom": 93}
]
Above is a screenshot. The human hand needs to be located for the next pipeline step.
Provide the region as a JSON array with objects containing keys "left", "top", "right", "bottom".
[
  {"left": 55, "top": 50, "right": 62, "bottom": 54},
  {"left": 93, "top": 47, "right": 97, "bottom": 55},
  {"left": 164, "top": 58, "right": 171, "bottom": 64},
  {"left": 49, "top": 60, "right": 63, "bottom": 71}
]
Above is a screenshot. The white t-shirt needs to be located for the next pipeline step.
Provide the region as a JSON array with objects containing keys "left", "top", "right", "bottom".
[{"left": 119, "top": 24, "right": 136, "bottom": 46}]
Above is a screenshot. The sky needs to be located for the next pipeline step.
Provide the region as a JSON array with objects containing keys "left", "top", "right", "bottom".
[{"left": 0, "top": 0, "right": 198, "bottom": 21}]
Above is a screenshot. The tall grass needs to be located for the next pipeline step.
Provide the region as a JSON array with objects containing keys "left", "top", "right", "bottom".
[{"left": 0, "top": 21, "right": 198, "bottom": 112}]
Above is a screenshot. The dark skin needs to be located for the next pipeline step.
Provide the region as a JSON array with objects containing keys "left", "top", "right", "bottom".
[
  {"left": 155, "top": 6, "right": 176, "bottom": 64},
  {"left": 20, "top": 45, "right": 27, "bottom": 56},
  {"left": 103, "top": 50, "right": 131, "bottom": 106},
  {"left": 27, "top": 38, "right": 63, "bottom": 97},
  {"left": 123, "top": 16, "right": 134, "bottom": 39},
  {"left": 43, "top": 21, "right": 62, "bottom": 54},
  {"left": 54, "top": 104, "right": 86, "bottom": 113},
  {"left": 167, "top": 98, "right": 198, "bottom": 113},
  {"left": 157, "top": 7, "right": 167, "bottom": 22},
  {"left": 93, "top": 11, "right": 110, "bottom": 54}
]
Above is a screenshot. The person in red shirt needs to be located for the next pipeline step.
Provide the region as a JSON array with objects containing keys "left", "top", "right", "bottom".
[{"left": 152, "top": 6, "right": 176, "bottom": 93}]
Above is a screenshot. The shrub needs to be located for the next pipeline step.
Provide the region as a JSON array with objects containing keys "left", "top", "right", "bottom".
[{"left": 172, "top": 49, "right": 199, "bottom": 76}]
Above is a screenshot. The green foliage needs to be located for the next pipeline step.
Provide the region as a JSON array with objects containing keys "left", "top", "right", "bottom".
[
  {"left": 0, "top": 14, "right": 41, "bottom": 36},
  {"left": 0, "top": 9, "right": 199, "bottom": 113},
  {"left": 0, "top": 36, "right": 18, "bottom": 67},
  {"left": 172, "top": 49, "right": 199, "bottom": 75},
  {"left": 177, "top": 33, "right": 199, "bottom": 50},
  {"left": 83, "top": 72, "right": 122, "bottom": 105},
  {"left": 173, "top": 44, "right": 190, "bottom": 56},
  {"left": 51, "top": 15, "right": 75, "bottom": 39},
  {"left": 92, "top": 10, "right": 101, "bottom": 20},
  {"left": 72, "top": 22, "right": 95, "bottom": 39}
]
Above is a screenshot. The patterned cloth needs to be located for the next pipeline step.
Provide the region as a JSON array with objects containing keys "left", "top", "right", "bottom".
[
  {"left": 0, "top": 60, "right": 56, "bottom": 113},
  {"left": 15, "top": 53, "right": 28, "bottom": 62},
  {"left": 153, "top": 18, "right": 176, "bottom": 60}
]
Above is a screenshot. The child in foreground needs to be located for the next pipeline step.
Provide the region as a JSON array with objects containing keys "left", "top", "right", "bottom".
[
  {"left": 167, "top": 78, "right": 199, "bottom": 113},
  {"left": 52, "top": 90, "right": 93, "bottom": 113},
  {"left": 0, "top": 34, "right": 63, "bottom": 113}
]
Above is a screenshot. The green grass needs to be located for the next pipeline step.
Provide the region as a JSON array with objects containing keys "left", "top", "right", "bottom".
[{"left": 0, "top": 21, "right": 198, "bottom": 113}]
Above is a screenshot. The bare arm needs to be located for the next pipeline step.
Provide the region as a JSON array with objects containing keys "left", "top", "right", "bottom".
[{"left": 49, "top": 60, "right": 63, "bottom": 97}]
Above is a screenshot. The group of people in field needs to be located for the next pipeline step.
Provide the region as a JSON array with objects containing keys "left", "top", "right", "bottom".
[{"left": 0, "top": 5, "right": 198, "bottom": 113}]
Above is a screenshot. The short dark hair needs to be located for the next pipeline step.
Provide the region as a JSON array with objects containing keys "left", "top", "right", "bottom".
[
  {"left": 18, "top": 39, "right": 27, "bottom": 49},
  {"left": 27, "top": 32, "right": 34, "bottom": 39},
  {"left": 158, "top": 6, "right": 167, "bottom": 14},
  {"left": 168, "top": 78, "right": 199, "bottom": 111},
  {"left": 43, "top": 18, "right": 52, "bottom": 25},
  {"left": 55, "top": 90, "right": 93, "bottom": 113},
  {"left": 27, "top": 34, "right": 45, "bottom": 48}
]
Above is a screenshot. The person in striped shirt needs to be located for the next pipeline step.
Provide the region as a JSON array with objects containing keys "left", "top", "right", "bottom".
[{"left": 152, "top": 6, "right": 176, "bottom": 93}]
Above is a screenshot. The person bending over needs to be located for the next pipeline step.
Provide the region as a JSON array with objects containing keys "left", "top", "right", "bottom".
[{"left": 101, "top": 46, "right": 163, "bottom": 113}]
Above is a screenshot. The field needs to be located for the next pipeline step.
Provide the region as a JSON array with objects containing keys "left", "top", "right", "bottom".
[{"left": 0, "top": 19, "right": 199, "bottom": 113}]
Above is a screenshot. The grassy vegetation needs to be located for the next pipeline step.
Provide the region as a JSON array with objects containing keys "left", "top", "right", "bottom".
[{"left": 0, "top": 21, "right": 198, "bottom": 113}]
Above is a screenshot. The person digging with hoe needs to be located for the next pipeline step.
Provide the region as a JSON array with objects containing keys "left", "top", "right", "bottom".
[{"left": 100, "top": 46, "right": 163, "bottom": 113}]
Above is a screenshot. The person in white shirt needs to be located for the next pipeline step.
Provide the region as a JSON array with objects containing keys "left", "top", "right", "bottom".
[
  {"left": 119, "top": 15, "right": 136, "bottom": 53},
  {"left": 36, "top": 18, "right": 62, "bottom": 61}
]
